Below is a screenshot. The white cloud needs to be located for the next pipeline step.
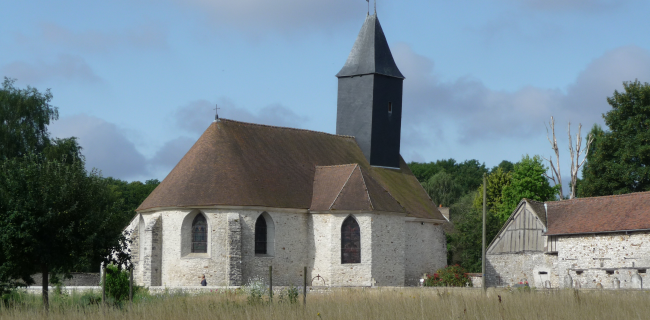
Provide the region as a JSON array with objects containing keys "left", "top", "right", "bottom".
[
  {"left": 508, "top": 0, "right": 635, "bottom": 13},
  {"left": 393, "top": 43, "right": 650, "bottom": 153},
  {"left": 49, "top": 114, "right": 148, "bottom": 180},
  {"left": 1, "top": 54, "right": 102, "bottom": 84}
]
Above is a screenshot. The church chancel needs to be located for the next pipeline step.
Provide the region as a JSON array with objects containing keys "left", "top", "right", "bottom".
[{"left": 125, "top": 13, "right": 448, "bottom": 288}]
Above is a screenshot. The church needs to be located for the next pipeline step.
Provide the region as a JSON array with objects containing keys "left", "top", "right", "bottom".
[{"left": 125, "top": 13, "right": 448, "bottom": 288}]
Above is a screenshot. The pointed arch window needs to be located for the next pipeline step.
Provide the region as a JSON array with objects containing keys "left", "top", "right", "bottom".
[
  {"left": 341, "top": 216, "right": 361, "bottom": 264},
  {"left": 191, "top": 214, "right": 208, "bottom": 253},
  {"left": 255, "top": 212, "right": 275, "bottom": 256}
]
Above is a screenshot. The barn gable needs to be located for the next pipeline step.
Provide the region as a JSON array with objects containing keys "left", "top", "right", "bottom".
[{"left": 487, "top": 199, "right": 550, "bottom": 254}]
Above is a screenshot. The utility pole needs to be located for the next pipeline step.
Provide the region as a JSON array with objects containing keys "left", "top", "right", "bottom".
[{"left": 482, "top": 173, "right": 487, "bottom": 291}]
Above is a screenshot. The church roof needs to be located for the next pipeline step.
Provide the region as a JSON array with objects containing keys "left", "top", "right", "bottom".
[
  {"left": 137, "top": 119, "right": 443, "bottom": 220},
  {"left": 310, "top": 164, "right": 405, "bottom": 213},
  {"left": 336, "top": 14, "right": 405, "bottom": 79}
]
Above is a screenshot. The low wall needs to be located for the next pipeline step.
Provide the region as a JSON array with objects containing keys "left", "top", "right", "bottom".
[{"left": 29, "top": 273, "right": 100, "bottom": 286}]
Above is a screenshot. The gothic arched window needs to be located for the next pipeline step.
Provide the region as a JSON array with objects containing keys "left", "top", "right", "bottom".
[
  {"left": 255, "top": 215, "right": 268, "bottom": 254},
  {"left": 341, "top": 216, "right": 361, "bottom": 264},
  {"left": 191, "top": 214, "right": 207, "bottom": 253}
]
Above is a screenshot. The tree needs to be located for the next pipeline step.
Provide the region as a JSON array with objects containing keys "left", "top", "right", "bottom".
[
  {"left": 0, "top": 78, "right": 58, "bottom": 159},
  {"left": 580, "top": 80, "right": 650, "bottom": 196},
  {"left": 473, "top": 167, "right": 512, "bottom": 214},
  {"left": 543, "top": 116, "right": 593, "bottom": 200},
  {"left": 422, "top": 171, "right": 461, "bottom": 207},
  {"left": 498, "top": 155, "right": 557, "bottom": 223},
  {"left": 0, "top": 154, "right": 129, "bottom": 309}
]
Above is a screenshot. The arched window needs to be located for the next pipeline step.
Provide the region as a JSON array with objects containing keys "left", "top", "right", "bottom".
[
  {"left": 255, "top": 212, "right": 275, "bottom": 256},
  {"left": 192, "top": 214, "right": 207, "bottom": 253},
  {"left": 255, "top": 215, "right": 267, "bottom": 254},
  {"left": 341, "top": 216, "right": 361, "bottom": 264}
]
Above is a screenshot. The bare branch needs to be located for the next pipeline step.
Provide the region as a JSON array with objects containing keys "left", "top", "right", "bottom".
[{"left": 545, "top": 116, "right": 563, "bottom": 200}]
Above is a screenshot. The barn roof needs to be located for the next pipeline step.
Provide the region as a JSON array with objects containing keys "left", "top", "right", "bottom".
[
  {"left": 545, "top": 191, "right": 650, "bottom": 235},
  {"left": 137, "top": 119, "right": 443, "bottom": 220},
  {"left": 335, "top": 14, "right": 404, "bottom": 79}
]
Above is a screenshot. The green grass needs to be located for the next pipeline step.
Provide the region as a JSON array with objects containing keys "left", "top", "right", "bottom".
[{"left": 1, "top": 287, "right": 649, "bottom": 319}]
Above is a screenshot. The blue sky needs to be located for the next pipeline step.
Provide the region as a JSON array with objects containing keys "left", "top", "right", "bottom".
[{"left": 2, "top": 0, "right": 650, "bottom": 188}]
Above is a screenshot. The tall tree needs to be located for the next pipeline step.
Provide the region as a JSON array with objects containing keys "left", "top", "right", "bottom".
[
  {"left": 0, "top": 154, "right": 129, "bottom": 309},
  {"left": 422, "top": 171, "right": 461, "bottom": 207},
  {"left": 580, "top": 80, "right": 650, "bottom": 196},
  {"left": 0, "top": 78, "right": 57, "bottom": 159},
  {"left": 473, "top": 167, "right": 512, "bottom": 214},
  {"left": 498, "top": 155, "right": 557, "bottom": 223}
]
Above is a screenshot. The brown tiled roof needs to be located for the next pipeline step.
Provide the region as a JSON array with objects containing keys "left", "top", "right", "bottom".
[
  {"left": 526, "top": 200, "right": 547, "bottom": 227},
  {"left": 138, "top": 119, "right": 443, "bottom": 220},
  {"left": 310, "top": 164, "right": 405, "bottom": 213},
  {"left": 545, "top": 191, "right": 650, "bottom": 235}
]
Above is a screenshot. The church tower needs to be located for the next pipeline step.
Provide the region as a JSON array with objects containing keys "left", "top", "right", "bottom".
[{"left": 336, "top": 13, "right": 404, "bottom": 168}]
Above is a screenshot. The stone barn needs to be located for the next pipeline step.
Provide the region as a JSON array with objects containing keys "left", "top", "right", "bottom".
[
  {"left": 486, "top": 192, "right": 650, "bottom": 289},
  {"left": 124, "top": 13, "right": 448, "bottom": 288}
]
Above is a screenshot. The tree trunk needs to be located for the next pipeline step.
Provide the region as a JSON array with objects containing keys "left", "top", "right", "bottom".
[{"left": 42, "top": 263, "right": 49, "bottom": 311}]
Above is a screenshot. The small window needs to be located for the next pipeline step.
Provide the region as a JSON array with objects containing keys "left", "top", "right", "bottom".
[
  {"left": 576, "top": 270, "right": 583, "bottom": 275},
  {"left": 388, "top": 102, "right": 393, "bottom": 113},
  {"left": 255, "top": 215, "right": 267, "bottom": 254},
  {"left": 191, "top": 214, "right": 207, "bottom": 253},
  {"left": 639, "top": 269, "right": 647, "bottom": 274},
  {"left": 538, "top": 271, "right": 548, "bottom": 275},
  {"left": 606, "top": 270, "right": 615, "bottom": 275},
  {"left": 341, "top": 216, "right": 361, "bottom": 264}
]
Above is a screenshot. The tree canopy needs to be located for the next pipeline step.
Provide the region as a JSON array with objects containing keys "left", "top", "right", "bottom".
[{"left": 580, "top": 80, "right": 650, "bottom": 197}]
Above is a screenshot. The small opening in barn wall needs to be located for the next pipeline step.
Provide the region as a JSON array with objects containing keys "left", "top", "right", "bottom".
[
  {"left": 639, "top": 269, "right": 647, "bottom": 274},
  {"left": 606, "top": 270, "right": 615, "bottom": 275},
  {"left": 538, "top": 271, "right": 548, "bottom": 275},
  {"left": 388, "top": 102, "right": 392, "bottom": 113},
  {"left": 576, "top": 270, "right": 584, "bottom": 275}
]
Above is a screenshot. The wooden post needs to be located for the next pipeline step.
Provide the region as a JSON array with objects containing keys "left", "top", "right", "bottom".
[
  {"left": 482, "top": 174, "right": 487, "bottom": 291},
  {"left": 42, "top": 264, "right": 49, "bottom": 312},
  {"left": 303, "top": 266, "right": 307, "bottom": 305},
  {"left": 269, "top": 266, "right": 273, "bottom": 302},
  {"left": 102, "top": 264, "right": 107, "bottom": 306},
  {"left": 129, "top": 266, "right": 133, "bottom": 303}
]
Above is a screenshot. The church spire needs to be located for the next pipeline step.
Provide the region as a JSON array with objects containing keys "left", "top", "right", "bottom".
[
  {"left": 336, "top": 14, "right": 404, "bottom": 169},
  {"left": 336, "top": 14, "right": 404, "bottom": 80}
]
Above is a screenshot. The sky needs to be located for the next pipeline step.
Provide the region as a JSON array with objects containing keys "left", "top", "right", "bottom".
[{"left": 2, "top": 0, "right": 650, "bottom": 190}]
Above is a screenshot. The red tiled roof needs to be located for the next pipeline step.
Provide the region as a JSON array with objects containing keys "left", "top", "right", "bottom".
[
  {"left": 310, "top": 164, "right": 405, "bottom": 213},
  {"left": 138, "top": 119, "right": 442, "bottom": 220},
  {"left": 545, "top": 191, "right": 650, "bottom": 235}
]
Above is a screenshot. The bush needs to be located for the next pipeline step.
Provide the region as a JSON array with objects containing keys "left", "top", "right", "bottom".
[
  {"left": 242, "top": 277, "right": 267, "bottom": 305},
  {"left": 103, "top": 264, "right": 130, "bottom": 302},
  {"left": 278, "top": 285, "right": 299, "bottom": 304},
  {"left": 424, "top": 265, "right": 472, "bottom": 287}
]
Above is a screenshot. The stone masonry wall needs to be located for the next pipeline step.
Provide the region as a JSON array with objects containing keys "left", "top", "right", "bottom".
[
  {"left": 322, "top": 213, "right": 373, "bottom": 286},
  {"left": 404, "top": 221, "right": 447, "bottom": 286},
  {"left": 557, "top": 232, "right": 650, "bottom": 289},
  {"left": 371, "top": 213, "right": 405, "bottom": 286},
  {"left": 227, "top": 213, "right": 242, "bottom": 286},
  {"left": 142, "top": 215, "right": 162, "bottom": 286},
  {"left": 486, "top": 252, "right": 558, "bottom": 288},
  {"left": 239, "top": 209, "right": 310, "bottom": 286}
]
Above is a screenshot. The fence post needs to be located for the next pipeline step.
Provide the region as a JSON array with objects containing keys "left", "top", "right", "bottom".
[
  {"left": 130, "top": 266, "right": 133, "bottom": 303},
  {"left": 303, "top": 266, "right": 307, "bottom": 305},
  {"left": 102, "top": 264, "right": 106, "bottom": 306},
  {"left": 269, "top": 266, "right": 273, "bottom": 302}
]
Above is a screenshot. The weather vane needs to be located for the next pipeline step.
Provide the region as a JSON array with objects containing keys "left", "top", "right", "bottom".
[{"left": 214, "top": 104, "right": 220, "bottom": 122}]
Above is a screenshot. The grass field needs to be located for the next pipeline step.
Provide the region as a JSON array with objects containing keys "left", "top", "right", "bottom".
[{"left": 1, "top": 287, "right": 650, "bottom": 320}]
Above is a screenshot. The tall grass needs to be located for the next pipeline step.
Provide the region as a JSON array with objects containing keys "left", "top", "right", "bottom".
[{"left": 1, "top": 288, "right": 649, "bottom": 320}]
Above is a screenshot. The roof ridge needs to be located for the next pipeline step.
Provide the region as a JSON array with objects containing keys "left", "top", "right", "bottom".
[
  {"left": 361, "top": 168, "right": 404, "bottom": 212},
  {"left": 316, "top": 163, "right": 359, "bottom": 169},
  {"left": 219, "top": 118, "right": 357, "bottom": 139},
  {"left": 328, "top": 164, "right": 358, "bottom": 210},
  {"left": 358, "top": 167, "right": 375, "bottom": 211},
  {"left": 546, "top": 191, "right": 650, "bottom": 204}
]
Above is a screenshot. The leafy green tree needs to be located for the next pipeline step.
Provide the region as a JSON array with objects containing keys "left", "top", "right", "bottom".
[
  {"left": 580, "top": 80, "right": 650, "bottom": 196},
  {"left": 422, "top": 171, "right": 461, "bottom": 207},
  {"left": 498, "top": 155, "right": 556, "bottom": 223},
  {"left": 0, "top": 154, "right": 129, "bottom": 309},
  {"left": 409, "top": 159, "right": 488, "bottom": 196},
  {"left": 473, "top": 167, "right": 512, "bottom": 214},
  {"left": 0, "top": 78, "right": 58, "bottom": 159},
  {"left": 491, "top": 160, "right": 514, "bottom": 174}
]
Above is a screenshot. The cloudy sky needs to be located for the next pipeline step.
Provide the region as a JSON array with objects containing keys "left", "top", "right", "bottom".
[{"left": 2, "top": 0, "right": 650, "bottom": 186}]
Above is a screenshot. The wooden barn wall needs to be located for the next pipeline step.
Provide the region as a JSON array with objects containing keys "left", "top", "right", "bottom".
[{"left": 488, "top": 203, "right": 547, "bottom": 254}]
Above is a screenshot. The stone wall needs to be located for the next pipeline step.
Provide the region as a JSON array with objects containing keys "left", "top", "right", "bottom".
[
  {"left": 404, "top": 221, "right": 446, "bottom": 286},
  {"left": 557, "top": 232, "right": 650, "bottom": 289},
  {"left": 371, "top": 213, "right": 406, "bottom": 286},
  {"left": 29, "top": 273, "right": 100, "bottom": 286},
  {"left": 486, "top": 252, "right": 558, "bottom": 288}
]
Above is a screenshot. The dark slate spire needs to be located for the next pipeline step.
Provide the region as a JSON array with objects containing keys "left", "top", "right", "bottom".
[{"left": 336, "top": 14, "right": 404, "bottom": 79}]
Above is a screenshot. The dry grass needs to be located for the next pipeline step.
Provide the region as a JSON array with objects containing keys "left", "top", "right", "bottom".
[{"left": 2, "top": 287, "right": 650, "bottom": 320}]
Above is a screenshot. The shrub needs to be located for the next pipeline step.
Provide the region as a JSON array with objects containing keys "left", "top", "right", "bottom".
[
  {"left": 424, "top": 265, "right": 472, "bottom": 287},
  {"left": 278, "top": 285, "right": 299, "bottom": 304},
  {"left": 242, "top": 277, "right": 267, "bottom": 305},
  {"left": 103, "top": 264, "right": 130, "bottom": 302}
]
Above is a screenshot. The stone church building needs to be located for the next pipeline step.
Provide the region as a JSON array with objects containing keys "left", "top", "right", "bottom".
[
  {"left": 486, "top": 192, "right": 650, "bottom": 289},
  {"left": 124, "top": 13, "right": 448, "bottom": 288}
]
